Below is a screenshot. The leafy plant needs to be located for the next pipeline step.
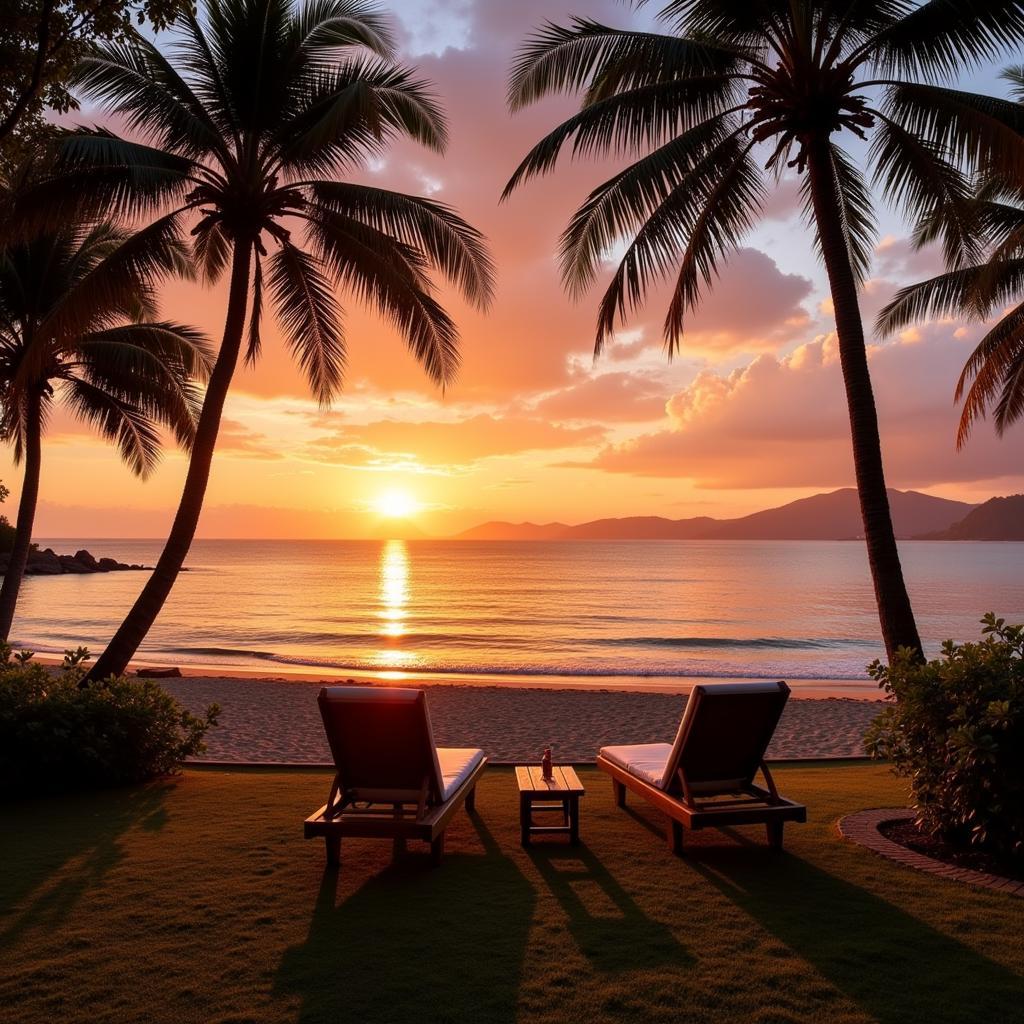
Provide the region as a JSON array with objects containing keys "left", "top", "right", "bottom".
[
  {"left": 0, "top": 659, "right": 218, "bottom": 795},
  {"left": 62, "top": 645, "right": 91, "bottom": 668},
  {"left": 866, "top": 614, "right": 1024, "bottom": 861}
]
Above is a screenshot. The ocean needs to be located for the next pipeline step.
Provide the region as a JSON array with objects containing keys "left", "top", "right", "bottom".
[{"left": 13, "top": 539, "right": 1024, "bottom": 693}]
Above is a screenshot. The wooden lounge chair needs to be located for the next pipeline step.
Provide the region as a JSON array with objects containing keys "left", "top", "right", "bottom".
[
  {"left": 596, "top": 681, "right": 806, "bottom": 853},
  {"left": 304, "top": 686, "right": 487, "bottom": 868}
]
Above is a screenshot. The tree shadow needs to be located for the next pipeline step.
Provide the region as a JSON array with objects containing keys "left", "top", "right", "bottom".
[
  {"left": 274, "top": 816, "right": 536, "bottom": 1024},
  {"left": 689, "top": 847, "right": 1024, "bottom": 1023},
  {"left": 527, "top": 843, "right": 692, "bottom": 973},
  {"left": 0, "top": 782, "right": 172, "bottom": 946}
]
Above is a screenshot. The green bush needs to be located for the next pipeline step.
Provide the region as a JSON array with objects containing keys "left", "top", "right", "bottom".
[
  {"left": 865, "top": 614, "right": 1024, "bottom": 861},
  {"left": 0, "top": 649, "right": 218, "bottom": 796}
]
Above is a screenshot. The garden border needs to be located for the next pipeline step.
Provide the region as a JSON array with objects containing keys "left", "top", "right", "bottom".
[{"left": 838, "top": 807, "right": 1024, "bottom": 897}]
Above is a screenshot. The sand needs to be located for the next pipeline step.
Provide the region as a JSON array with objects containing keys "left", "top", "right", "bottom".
[{"left": 161, "top": 674, "right": 884, "bottom": 764}]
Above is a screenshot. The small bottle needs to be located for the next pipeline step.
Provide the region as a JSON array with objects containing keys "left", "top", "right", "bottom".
[{"left": 542, "top": 746, "right": 553, "bottom": 780}]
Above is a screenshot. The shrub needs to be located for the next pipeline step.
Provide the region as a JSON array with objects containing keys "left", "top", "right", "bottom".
[
  {"left": 0, "top": 648, "right": 218, "bottom": 796},
  {"left": 865, "top": 614, "right": 1024, "bottom": 862}
]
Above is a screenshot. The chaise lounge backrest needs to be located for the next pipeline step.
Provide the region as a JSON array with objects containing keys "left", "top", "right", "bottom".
[
  {"left": 661, "top": 681, "right": 790, "bottom": 795},
  {"left": 318, "top": 686, "right": 444, "bottom": 804}
]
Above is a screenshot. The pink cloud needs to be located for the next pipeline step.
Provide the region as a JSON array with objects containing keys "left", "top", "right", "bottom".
[{"left": 588, "top": 324, "right": 1023, "bottom": 488}]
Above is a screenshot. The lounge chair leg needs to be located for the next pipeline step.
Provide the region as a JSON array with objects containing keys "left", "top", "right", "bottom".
[
  {"left": 668, "top": 820, "right": 685, "bottom": 856},
  {"left": 767, "top": 821, "right": 784, "bottom": 850},
  {"left": 613, "top": 780, "right": 626, "bottom": 808},
  {"left": 392, "top": 837, "right": 407, "bottom": 858},
  {"left": 325, "top": 835, "right": 341, "bottom": 868},
  {"left": 430, "top": 832, "right": 445, "bottom": 866},
  {"left": 466, "top": 785, "right": 476, "bottom": 815}
]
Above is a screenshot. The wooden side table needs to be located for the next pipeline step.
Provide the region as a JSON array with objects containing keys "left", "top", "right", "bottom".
[{"left": 515, "top": 765, "right": 585, "bottom": 846}]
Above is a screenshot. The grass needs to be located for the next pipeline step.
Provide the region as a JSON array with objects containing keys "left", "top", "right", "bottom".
[{"left": 2, "top": 763, "right": 1023, "bottom": 1024}]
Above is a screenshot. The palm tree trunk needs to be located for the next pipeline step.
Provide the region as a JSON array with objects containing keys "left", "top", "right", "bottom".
[
  {"left": 0, "top": 388, "right": 43, "bottom": 641},
  {"left": 85, "top": 241, "right": 253, "bottom": 683},
  {"left": 806, "top": 140, "right": 923, "bottom": 663}
]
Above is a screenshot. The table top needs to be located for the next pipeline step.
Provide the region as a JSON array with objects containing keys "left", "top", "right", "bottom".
[{"left": 515, "top": 765, "right": 585, "bottom": 795}]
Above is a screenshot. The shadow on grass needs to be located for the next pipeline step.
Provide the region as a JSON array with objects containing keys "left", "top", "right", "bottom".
[
  {"left": 527, "top": 843, "right": 691, "bottom": 973},
  {"left": 0, "top": 782, "right": 171, "bottom": 945},
  {"left": 275, "top": 816, "right": 536, "bottom": 1024},
  {"left": 691, "top": 847, "right": 1024, "bottom": 1024}
]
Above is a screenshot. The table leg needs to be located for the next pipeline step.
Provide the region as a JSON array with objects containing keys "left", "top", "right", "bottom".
[
  {"left": 520, "top": 793, "right": 531, "bottom": 846},
  {"left": 569, "top": 796, "right": 580, "bottom": 845}
]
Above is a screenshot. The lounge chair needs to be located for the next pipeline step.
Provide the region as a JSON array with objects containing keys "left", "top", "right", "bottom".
[
  {"left": 597, "top": 681, "right": 806, "bottom": 853},
  {"left": 304, "top": 686, "right": 487, "bottom": 867}
]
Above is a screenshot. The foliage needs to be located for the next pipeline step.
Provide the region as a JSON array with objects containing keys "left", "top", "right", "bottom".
[
  {"left": 0, "top": 645, "right": 218, "bottom": 794},
  {"left": 866, "top": 614, "right": 1024, "bottom": 862},
  {"left": 0, "top": 0, "right": 184, "bottom": 172},
  {"left": 17, "top": 0, "right": 495, "bottom": 400},
  {"left": 0, "top": 203, "right": 212, "bottom": 477},
  {"left": 503, "top": 2, "right": 1024, "bottom": 356},
  {"left": 878, "top": 67, "right": 1024, "bottom": 447}
]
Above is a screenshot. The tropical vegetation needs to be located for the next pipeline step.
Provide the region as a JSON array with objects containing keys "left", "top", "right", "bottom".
[
  {"left": 866, "top": 613, "right": 1024, "bottom": 863},
  {"left": 0, "top": 647, "right": 218, "bottom": 794},
  {"left": 503, "top": 0, "right": 1024, "bottom": 662},
  {"left": 15, "top": 0, "right": 494, "bottom": 681},
  {"left": 0, "top": 0, "right": 183, "bottom": 171},
  {"left": 879, "top": 66, "right": 1024, "bottom": 449},
  {"left": 0, "top": 171, "right": 210, "bottom": 640}
]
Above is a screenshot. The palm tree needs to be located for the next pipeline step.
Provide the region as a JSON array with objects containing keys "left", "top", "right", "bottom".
[
  {"left": 879, "top": 67, "right": 1024, "bottom": 449},
  {"left": 503, "top": 0, "right": 1024, "bottom": 663},
  {"left": 0, "top": 215, "right": 210, "bottom": 639},
  {"left": 17, "top": 0, "right": 493, "bottom": 681}
]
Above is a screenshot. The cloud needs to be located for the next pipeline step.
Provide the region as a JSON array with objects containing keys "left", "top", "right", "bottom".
[
  {"left": 587, "top": 324, "right": 1023, "bottom": 488},
  {"left": 307, "top": 412, "right": 606, "bottom": 467},
  {"left": 533, "top": 371, "right": 670, "bottom": 422}
]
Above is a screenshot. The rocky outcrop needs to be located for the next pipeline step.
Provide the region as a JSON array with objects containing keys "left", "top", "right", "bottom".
[{"left": 0, "top": 547, "right": 150, "bottom": 576}]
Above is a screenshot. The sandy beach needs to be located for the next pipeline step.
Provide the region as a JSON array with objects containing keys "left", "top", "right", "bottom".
[{"left": 160, "top": 673, "right": 883, "bottom": 763}]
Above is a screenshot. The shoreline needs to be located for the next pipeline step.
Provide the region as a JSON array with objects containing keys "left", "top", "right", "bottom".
[{"left": 28, "top": 652, "right": 882, "bottom": 700}]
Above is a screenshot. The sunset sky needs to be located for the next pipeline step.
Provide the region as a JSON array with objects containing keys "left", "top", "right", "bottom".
[{"left": 10, "top": 0, "right": 1024, "bottom": 540}]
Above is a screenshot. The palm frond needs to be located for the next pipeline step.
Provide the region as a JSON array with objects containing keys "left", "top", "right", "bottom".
[
  {"left": 290, "top": 0, "right": 396, "bottom": 61},
  {"left": 503, "top": 76, "right": 740, "bottom": 196},
  {"left": 72, "top": 39, "right": 225, "bottom": 158},
  {"left": 508, "top": 19, "right": 740, "bottom": 111},
  {"left": 279, "top": 58, "right": 447, "bottom": 174},
  {"left": 884, "top": 83, "right": 1024, "bottom": 178},
  {"left": 306, "top": 209, "right": 459, "bottom": 387},
  {"left": 266, "top": 243, "right": 345, "bottom": 406},
  {"left": 869, "top": 1, "right": 1024, "bottom": 80},
  {"left": 308, "top": 182, "right": 494, "bottom": 308},
  {"left": 558, "top": 117, "right": 732, "bottom": 297},
  {"left": 662, "top": 143, "right": 763, "bottom": 350},
  {"left": 870, "top": 112, "right": 979, "bottom": 267},
  {"left": 246, "top": 252, "right": 263, "bottom": 367},
  {"left": 61, "top": 376, "right": 164, "bottom": 477},
  {"left": 956, "top": 299, "right": 1024, "bottom": 447},
  {"left": 875, "top": 264, "right": 999, "bottom": 335}
]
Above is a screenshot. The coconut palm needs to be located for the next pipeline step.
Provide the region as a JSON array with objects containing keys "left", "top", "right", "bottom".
[
  {"left": 17, "top": 0, "right": 493, "bottom": 681},
  {"left": 0, "top": 215, "right": 210, "bottom": 639},
  {"left": 503, "top": 0, "right": 1024, "bottom": 662},
  {"left": 879, "top": 67, "right": 1024, "bottom": 449}
]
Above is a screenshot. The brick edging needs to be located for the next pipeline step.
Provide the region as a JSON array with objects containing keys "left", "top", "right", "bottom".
[{"left": 838, "top": 807, "right": 1024, "bottom": 897}]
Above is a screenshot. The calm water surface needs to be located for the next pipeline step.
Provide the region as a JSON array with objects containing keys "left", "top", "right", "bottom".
[{"left": 12, "top": 539, "right": 1024, "bottom": 692}]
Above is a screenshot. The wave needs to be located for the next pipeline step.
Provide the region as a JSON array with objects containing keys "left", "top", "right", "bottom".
[{"left": 152, "top": 645, "right": 871, "bottom": 681}]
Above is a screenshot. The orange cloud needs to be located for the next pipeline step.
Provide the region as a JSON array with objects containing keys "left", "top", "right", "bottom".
[{"left": 588, "top": 326, "right": 1024, "bottom": 489}]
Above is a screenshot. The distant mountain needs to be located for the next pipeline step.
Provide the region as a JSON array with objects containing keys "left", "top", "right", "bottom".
[
  {"left": 453, "top": 488, "right": 976, "bottom": 541},
  {"left": 919, "top": 495, "right": 1024, "bottom": 540},
  {"left": 454, "top": 521, "right": 572, "bottom": 541},
  {"left": 710, "top": 488, "right": 976, "bottom": 540}
]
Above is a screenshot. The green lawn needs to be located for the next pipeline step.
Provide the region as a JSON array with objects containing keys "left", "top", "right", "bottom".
[{"left": 2, "top": 763, "right": 1022, "bottom": 1024}]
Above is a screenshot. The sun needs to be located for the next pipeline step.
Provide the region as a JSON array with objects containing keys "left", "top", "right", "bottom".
[{"left": 374, "top": 488, "right": 419, "bottom": 519}]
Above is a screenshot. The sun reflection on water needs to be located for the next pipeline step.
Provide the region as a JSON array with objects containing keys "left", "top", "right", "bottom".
[{"left": 375, "top": 540, "right": 418, "bottom": 667}]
